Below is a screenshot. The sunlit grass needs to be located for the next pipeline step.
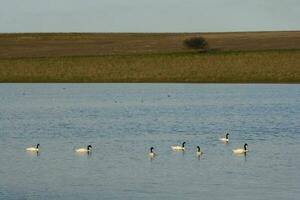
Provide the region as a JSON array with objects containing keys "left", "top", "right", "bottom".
[{"left": 1, "top": 50, "right": 299, "bottom": 83}]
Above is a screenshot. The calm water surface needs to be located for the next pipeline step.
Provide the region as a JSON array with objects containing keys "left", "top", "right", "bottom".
[{"left": 0, "top": 84, "right": 299, "bottom": 200}]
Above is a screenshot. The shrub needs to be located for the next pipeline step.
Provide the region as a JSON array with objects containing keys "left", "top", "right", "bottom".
[{"left": 184, "top": 37, "right": 209, "bottom": 51}]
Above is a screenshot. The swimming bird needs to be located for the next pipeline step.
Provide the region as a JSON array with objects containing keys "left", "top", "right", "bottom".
[
  {"left": 171, "top": 142, "right": 185, "bottom": 151},
  {"left": 75, "top": 145, "right": 92, "bottom": 153},
  {"left": 233, "top": 144, "right": 248, "bottom": 154},
  {"left": 220, "top": 133, "right": 230, "bottom": 142},
  {"left": 149, "top": 147, "right": 156, "bottom": 158},
  {"left": 196, "top": 146, "right": 203, "bottom": 156},
  {"left": 26, "top": 144, "right": 40, "bottom": 152}
]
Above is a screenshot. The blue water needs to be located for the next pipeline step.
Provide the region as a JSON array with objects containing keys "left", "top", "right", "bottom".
[{"left": 0, "top": 84, "right": 299, "bottom": 200}]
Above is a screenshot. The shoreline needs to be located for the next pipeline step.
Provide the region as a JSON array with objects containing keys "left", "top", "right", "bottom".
[{"left": 1, "top": 49, "right": 299, "bottom": 83}]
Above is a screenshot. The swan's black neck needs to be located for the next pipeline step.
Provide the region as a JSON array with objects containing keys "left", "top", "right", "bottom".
[
  {"left": 182, "top": 142, "right": 185, "bottom": 147},
  {"left": 197, "top": 146, "right": 200, "bottom": 152},
  {"left": 150, "top": 147, "right": 154, "bottom": 153},
  {"left": 87, "top": 145, "right": 92, "bottom": 150},
  {"left": 226, "top": 133, "right": 229, "bottom": 139},
  {"left": 36, "top": 144, "right": 40, "bottom": 149},
  {"left": 244, "top": 144, "right": 248, "bottom": 150}
]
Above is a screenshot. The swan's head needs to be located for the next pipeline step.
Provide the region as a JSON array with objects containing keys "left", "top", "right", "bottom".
[
  {"left": 244, "top": 143, "right": 248, "bottom": 150},
  {"left": 182, "top": 142, "right": 186, "bottom": 147},
  {"left": 36, "top": 144, "right": 40, "bottom": 148},
  {"left": 226, "top": 133, "right": 230, "bottom": 139},
  {"left": 197, "top": 146, "right": 200, "bottom": 152},
  {"left": 150, "top": 147, "right": 154, "bottom": 152},
  {"left": 87, "top": 145, "right": 92, "bottom": 150}
]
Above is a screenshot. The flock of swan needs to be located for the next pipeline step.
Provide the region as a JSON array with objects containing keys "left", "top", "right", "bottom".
[
  {"left": 149, "top": 133, "right": 248, "bottom": 158},
  {"left": 26, "top": 133, "right": 249, "bottom": 158}
]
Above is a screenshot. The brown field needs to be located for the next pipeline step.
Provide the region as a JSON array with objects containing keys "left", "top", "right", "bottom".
[
  {"left": 0, "top": 31, "right": 300, "bottom": 83},
  {"left": 1, "top": 31, "right": 300, "bottom": 58}
]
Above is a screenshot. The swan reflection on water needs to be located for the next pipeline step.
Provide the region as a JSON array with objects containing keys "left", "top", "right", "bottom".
[{"left": 26, "top": 150, "right": 40, "bottom": 157}]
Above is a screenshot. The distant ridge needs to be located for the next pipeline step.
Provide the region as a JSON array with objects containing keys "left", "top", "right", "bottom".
[{"left": 1, "top": 31, "right": 299, "bottom": 59}]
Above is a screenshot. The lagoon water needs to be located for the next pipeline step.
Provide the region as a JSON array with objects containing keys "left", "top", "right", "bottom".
[{"left": 0, "top": 84, "right": 299, "bottom": 200}]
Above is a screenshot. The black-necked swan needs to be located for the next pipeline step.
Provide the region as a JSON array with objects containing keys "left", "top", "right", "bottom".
[
  {"left": 26, "top": 144, "right": 40, "bottom": 152},
  {"left": 149, "top": 147, "right": 156, "bottom": 157},
  {"left": 171, "top": 142, "right": 185, "bottom": 151},
  {"left": 76, "top": 145, "right": 92, "bottom": 153},
  {"left": 196, "top": 146, "right": 203, "bottom": 156},
  {"left": 233, "top": 143, "right": 248, "bottom": 154},
  {"left": 220, "top": 133, "right": 229, "bottom": 142}
]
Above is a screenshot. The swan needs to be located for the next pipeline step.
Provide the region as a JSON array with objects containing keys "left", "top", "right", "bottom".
[
  {"left": 75, "top": 145, "right": 92, "bottom": 153},
  {"left": 171, "top": 142, "right": 185, "bottom": 151},
  {"left": 149, "top": 147, "right": 156, "bottom": 157},
  {"left": 196, "top": 146, "right": 203, "bottom": 156},
  {"left": 233, "top": 143, "right": 248, "bottom": 154},
  {"left": 26, "top": 144, "right": 40, "bottom": 152},
  {"left": 220, "top": 133, "right": 229, "bottom": 142}
]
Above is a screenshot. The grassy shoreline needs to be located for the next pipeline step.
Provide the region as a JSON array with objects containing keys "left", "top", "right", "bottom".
[
  {"left": 1, "top": 49, "right": 299, "bottom": 83},
  {"left": 1, "top": 31, "right": 299, "bottom": 83}
]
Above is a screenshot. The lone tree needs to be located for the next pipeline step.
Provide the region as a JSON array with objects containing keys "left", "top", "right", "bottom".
[{"left": 183, "top": 37, "right": 209, "bottom": 51}]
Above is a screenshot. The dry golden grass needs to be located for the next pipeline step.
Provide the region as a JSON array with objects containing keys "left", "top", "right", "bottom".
[{"left": 1, "top": 50, "right": 299, "bottom": 83}]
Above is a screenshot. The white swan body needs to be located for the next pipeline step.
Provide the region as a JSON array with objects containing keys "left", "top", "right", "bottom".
[
  {"left": 220, "top": 133, "right": 229, "bottom": 142},
  {"left": 75, "top": 145, "right": 92, "bottom": 153},
  {"left": 171, "top": 146, "right": 185, "bottom": 151},
  {"left": 171, "top": 142, "right": 185, "bottom": 151},
  {"left": 233, "top": 144, "right": 248, "bottom": 154},
  {"left": 75, "top": 148, "right": 90, "bottom": 153},
  {"left": 232, "top": 149, "right": 247, "bottom": 154},
  {"left": 149, "top": 147, "right": 156, "bottom": 158},
  {"left": 149, "top": 152, "right": 155, "bottom": 157},
  {"left": 26, "top": 144, "right": 39, "bottom": 152},
  {"left": 26, "top": 147, "right": 39, "bottom": 152},
  {"left": 220, "top": 138, "right": 229, "bottom": 142},
  {"left": 196, "top": 146, "right": 203, "bottom": 156}
]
